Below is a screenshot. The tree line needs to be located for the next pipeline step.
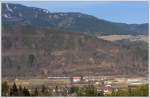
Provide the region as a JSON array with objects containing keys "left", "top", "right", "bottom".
[{"left": 2, "top": 81, "right": 148, "bottom": 96}]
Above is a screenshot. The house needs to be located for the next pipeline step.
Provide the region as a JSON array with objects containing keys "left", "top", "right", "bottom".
[
  {"left": 95, "top": 81, "right": 100, "bottom": 85},
  {"left": 104, "top": 84, "right": 112, "bottom": 95},
  {"left": 127, "top": 78, "right": 146, "bottom": 86},
  {"left": 72, "top": 77, "right": 81, "bottom": 83}
]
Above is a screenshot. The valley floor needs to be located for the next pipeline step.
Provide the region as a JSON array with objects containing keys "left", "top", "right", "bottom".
[{"left": 2, "top": 76, "right": 148, "bottom": 96}]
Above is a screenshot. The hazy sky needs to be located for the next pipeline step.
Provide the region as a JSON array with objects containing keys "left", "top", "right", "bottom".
[{"left": 5, "top": 1, "right": 149, "bottom": 24}]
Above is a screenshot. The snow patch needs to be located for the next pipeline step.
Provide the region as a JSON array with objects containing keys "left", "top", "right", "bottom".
[
  {"left": 53, "top": 15, "right": 59, "bottom": 19},
  {"left": 18, "top": 13, "right": 22, "bottom": 17},
  {"left": 4, "top": 14, "right": 9, "bottom": 18},
  {"left": 43, "top": 9, "right": 49, "bottom": 13},
  {"left": 6, "top": 4, "right": 13, "bottom": 12},
  {"left": 3, "top": 13, "right": 11, "bottom": 18},
  {"left": 13, "top": 6, "right": 16, "bottom": 9},
  {"left": 60, "top": 13, "right": 64, "bottom": 16},
  {"left": 35, "top": 13, "right": 38, "bottom": 18},
  {"left": 78, "top": 15, "right": 82, "bottom": 17},
  {"left": 59, "top": 13, "right": 67, "bottom": 16}
]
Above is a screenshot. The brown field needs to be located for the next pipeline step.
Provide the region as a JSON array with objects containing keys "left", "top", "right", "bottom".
[
  {"left": 97, "top": 35, "right": 148, "bottom": 43},
  {"left": 3, "top": 78, "right": 71, "bottom": 89}
]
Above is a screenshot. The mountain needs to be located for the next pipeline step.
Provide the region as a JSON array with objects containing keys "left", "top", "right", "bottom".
[
  {"left": 114, "top": 23, "right": 148, "bottom": 35},
  {"left": 2, "top": 3, "right": 148, "bottom": 79},
  {"left": 2, "top": 24, "right": 148, "bottom": 78},
  {"left": 2, "top": 3, "right": 148, "bottom": 35}
]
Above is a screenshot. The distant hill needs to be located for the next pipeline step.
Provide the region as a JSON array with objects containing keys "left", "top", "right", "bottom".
[
  {"left": 2, "top": 3, "right": 148, "bottom": 35},
  {"left": 114, "top": 23, "right": 148, "bottom": 35}
]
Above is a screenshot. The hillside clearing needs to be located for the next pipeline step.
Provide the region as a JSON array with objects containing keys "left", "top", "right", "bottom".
[{"left": 97, "top": 35, "right": 148, "bottom": 43}]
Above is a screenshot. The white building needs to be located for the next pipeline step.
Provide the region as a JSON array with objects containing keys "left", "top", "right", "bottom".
[{"left": 72, "top": 77, "right": 81, "bottom": 83}]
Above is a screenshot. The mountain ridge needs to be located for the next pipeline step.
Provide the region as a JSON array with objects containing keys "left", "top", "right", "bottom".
[{"left": 2, "top": 3, "right": 148, "bottom": 35}]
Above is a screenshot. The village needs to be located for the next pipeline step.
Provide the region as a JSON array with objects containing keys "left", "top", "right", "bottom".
[{"left": 6, "top": 76, "right": 147, "bottom": 96}]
